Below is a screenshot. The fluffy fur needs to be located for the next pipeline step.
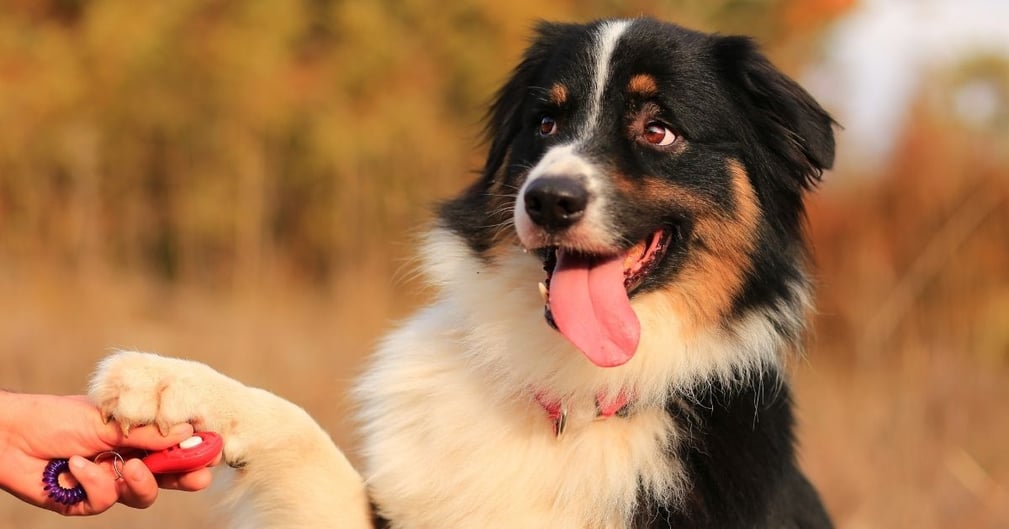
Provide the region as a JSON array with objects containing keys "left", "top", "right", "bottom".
[{"left": 88, "top": 17, "right": 835, "bottom": 529}]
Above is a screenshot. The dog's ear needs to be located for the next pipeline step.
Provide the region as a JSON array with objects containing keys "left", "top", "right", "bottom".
[
  {"left": 715, "top": 36, "right": 836, "bottom": 191},
  {"left": 482, "top": 22, "right": 575, "bottom": 179}
]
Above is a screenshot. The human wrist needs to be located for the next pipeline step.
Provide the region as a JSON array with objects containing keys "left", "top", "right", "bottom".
[
  {"left": 0, "top": 390, "right": 24, "bottom": 492},
  {"left": 0, "top": 390, "right": 30, "bottom": 430},
  {"left": 0, "top": 389, "right": 19, "bottom": 435}
]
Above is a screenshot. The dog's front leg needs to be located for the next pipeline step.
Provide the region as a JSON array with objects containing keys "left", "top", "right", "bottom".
[{"left": 89, "top": 350, "right": 372, "bottom": 529}]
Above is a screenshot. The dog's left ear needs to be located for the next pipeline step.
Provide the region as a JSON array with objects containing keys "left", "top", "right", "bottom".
[{"left": 715, "top": 36, "right": 836, "bottom": 191}]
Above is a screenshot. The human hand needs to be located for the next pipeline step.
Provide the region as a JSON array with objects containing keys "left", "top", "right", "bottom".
[{"left": 0, "top": 392, "right": 218, "bottom": 515}]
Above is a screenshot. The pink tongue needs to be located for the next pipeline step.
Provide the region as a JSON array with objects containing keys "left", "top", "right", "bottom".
[{"left": 549, "top": 250, "right": 641, "bottom": 367}]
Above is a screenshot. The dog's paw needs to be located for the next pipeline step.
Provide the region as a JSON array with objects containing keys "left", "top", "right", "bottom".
[
  {"left": 89, "top": 350, "right": 243, "bottom": 442},
  {"left": 92, "top": 350, "right": 370, "bottom": 525}
]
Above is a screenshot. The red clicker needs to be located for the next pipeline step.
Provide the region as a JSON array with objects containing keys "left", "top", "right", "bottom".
[{"left": 142, "top": 431, "right": 223, "bottom": 474}]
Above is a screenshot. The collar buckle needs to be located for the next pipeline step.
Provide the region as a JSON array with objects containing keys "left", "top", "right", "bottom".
[{"left": 552, "top": 407, "right": 568, "bottom": 437}]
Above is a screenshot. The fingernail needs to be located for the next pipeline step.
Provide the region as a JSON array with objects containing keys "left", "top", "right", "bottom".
[
  {"left": 127, "top": 460, "right": 147, "bottom": 482},
  {"left": 69, "top": 455, "right": 87, "bottom": 471},
  {"left": 168, "top": 423, "right": 193, "bottom": 436}
]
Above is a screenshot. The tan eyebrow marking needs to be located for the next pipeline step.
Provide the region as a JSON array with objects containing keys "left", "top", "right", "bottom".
[
  {"left": 549, "top": 83, "right": 568, "bottom": 106},
  {"left": 628, "top": 74, "right": 658, "bottom": 97}
]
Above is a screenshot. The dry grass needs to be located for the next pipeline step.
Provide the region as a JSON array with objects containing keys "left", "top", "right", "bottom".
[
  {"left": 2, "top": 256, "right": 1007, "bottom": 529},
  {"left": 797, "top": 355, "right": 1009, "bottom": 528}
]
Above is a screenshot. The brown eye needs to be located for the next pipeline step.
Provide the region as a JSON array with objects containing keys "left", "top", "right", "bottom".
[
  {"left": 643, "top": 122, "right": 677, "bottom": 146},
  {"left": 538, "top": 116, "right": 558, "bottom": 136}
]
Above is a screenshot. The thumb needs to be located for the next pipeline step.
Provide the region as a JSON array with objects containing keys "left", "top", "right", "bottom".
[{"left": 67, "top": 455, "right": 118, "bottom": 514}]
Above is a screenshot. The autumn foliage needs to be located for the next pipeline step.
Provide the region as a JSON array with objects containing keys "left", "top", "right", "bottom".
[{"left": 0, "top": 0, "right": 851, "bottom": 283}]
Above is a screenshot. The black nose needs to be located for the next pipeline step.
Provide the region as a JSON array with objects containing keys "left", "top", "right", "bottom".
[{"left": 523, "top": 176, "right": 589, "bottom": 231}]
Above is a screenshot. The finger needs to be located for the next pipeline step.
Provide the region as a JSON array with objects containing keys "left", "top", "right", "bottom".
[
  {"left": 105, "top": 422, "right": 195, "bottom": 451},
  {"left": 156, "top": 467, "right": 215, "bottom": 491},
  {"left": 68, "top": 455, "right": 118, "bottom": 515},
  {"left": 115, "top": 458, "right": 160, "bottom": 509}
]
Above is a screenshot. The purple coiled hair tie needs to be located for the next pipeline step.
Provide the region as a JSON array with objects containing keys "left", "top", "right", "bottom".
[
  {"left": 41, "top": 458, "right": 87, "bottom": 506},
  {"left": 42, "top": 452, "right": 125, "bottom": 506}
]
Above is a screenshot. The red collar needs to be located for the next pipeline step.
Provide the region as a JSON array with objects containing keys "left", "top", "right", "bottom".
[{"left": 533, "top": 390, "right": 633, "bottom": 437}]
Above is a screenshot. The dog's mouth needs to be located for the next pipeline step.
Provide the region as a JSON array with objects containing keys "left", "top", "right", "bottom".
[{"left": 536, "top": 229, "right": 672, "bottom": 367}]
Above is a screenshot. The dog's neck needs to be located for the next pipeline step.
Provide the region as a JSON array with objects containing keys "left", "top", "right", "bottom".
[{"left": 532, "top": 389, "right": 633, "bottom": 437}]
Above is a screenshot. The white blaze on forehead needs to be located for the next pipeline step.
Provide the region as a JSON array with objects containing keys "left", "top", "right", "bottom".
[
  {"left": 583, "top": 19, "right": 632, "bottom": 138},
  {"left": 526, "top": 144, "right": 592, "bottom": 182}
]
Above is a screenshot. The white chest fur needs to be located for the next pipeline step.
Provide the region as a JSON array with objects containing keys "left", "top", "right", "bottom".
[{"left": 356, "top": 303, "right": 681, "bottom": 529}]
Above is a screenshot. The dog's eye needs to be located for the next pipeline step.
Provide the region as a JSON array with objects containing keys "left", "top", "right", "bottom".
[
  {"left": 642, "top": 122, "right": 677, "bottom": 146},
  {"left": 538, "top": 116, "right": 558, "bottom": 137}
]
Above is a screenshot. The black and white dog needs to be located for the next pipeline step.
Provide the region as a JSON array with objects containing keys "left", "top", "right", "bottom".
[{"left": 90, "top": 17, "right": 836, "bottom": 529}]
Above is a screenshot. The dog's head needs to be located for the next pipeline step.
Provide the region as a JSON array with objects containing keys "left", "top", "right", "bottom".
[{"left": 439, "top": 18, "right": 835, "bottom": 369}]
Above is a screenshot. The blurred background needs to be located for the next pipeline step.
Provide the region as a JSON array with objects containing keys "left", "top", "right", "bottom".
[{"left": 1, "top": 0, "right": 1007, "bottom": 527}]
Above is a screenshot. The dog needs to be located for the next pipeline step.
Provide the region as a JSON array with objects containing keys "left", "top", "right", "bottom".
[{"left": 88, "top": 17, "right": 836, "bottom": 529}]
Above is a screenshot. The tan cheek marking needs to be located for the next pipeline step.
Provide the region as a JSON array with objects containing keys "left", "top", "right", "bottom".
[
  {"left": 612, "top": 171, "right": 708, "bottom": 211},
  {"left": 549, "top": 83, "right": 568, "bottom": 106},
  {"left": 627, "top": 74, "right": 658, "bottom": 97},
  {"left": 638, "top": 161, "right": 761, "bottom": 334}
]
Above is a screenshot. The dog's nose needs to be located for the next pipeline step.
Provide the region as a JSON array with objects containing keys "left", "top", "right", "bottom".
[{"left": 523, "top": 176, "right": 589, "bottom": 231}]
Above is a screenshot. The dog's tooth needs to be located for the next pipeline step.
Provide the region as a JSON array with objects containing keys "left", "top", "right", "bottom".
[{"left": 538, "top": 282, "right": 548, "bottom": 302}]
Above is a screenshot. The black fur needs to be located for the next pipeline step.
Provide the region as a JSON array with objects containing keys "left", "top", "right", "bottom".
[
  {"left": 635, "top": 370, "right": 832, "bottom": 528},
  {"left": 371, "top": 500, "right": 390, "bottom": 529}
]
